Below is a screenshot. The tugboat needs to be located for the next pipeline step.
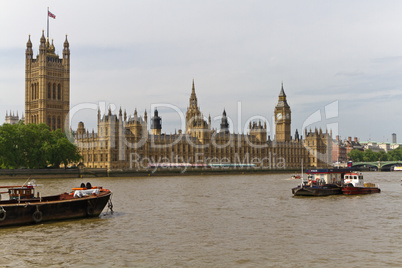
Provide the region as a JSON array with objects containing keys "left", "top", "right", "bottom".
[
  {"left": 0, "top": 180, "right": 113, "bottom": 227},
  {"left": 292, "top": 169, "right": 349, "bottom": 196},
  {"left": 342, "top": 172, "right": 381, "bottom": 195}
]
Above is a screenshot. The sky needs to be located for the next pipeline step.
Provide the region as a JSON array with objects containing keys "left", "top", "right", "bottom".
[{"left": 1, "top": 0, "right": 402, "bottom": 143}]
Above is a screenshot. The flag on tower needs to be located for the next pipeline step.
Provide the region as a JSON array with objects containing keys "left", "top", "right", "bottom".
[{"left": 48, "top": 11, "right": 56, "bottom": 19}]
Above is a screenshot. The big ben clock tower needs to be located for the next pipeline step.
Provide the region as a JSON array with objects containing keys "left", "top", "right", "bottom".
[{"left": 274, "top": 83, "right": 291, "bottom": 142}]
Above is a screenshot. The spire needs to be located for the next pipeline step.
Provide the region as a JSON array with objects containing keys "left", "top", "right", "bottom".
[
  {"left": 189, "top": 79, "right": 198, "bottom": 108},
  {"left": 39, "top": 30, "right": 46, "bottom": 50},
  {"left": 40, "top": 30, "right": 46, "bottom": 45},
  {"left": 63, "top": 35, "right": 70, "bottom": 56},
  {"left": 26, "top": 35, "right": 32, "bottom": 48},
  {"left": 276, "top": 82, "right": 289, "bottom": 108},
  {"left": 64, "top": 35, "right": 69, "bottom": 48},
  {"left": 134, "top": 108, "right": 138, "bottom": 120},
  {"left": 279, "top": 82, "right": 286, "bottom": 98}
]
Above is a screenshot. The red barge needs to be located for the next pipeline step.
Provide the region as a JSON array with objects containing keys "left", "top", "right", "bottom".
[
  {"left": 0, "top": 181, "right": 113, "bottom": 227},
  {"left": 342, "top": 172, "right": 381, "bottom": 195}
]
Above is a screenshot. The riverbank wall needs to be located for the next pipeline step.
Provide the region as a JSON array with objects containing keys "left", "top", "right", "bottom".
[{"left": 0, "top": 167, "right": 300, "bottom": 180}]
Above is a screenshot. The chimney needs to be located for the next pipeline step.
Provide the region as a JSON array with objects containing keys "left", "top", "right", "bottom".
[{"left": 336, "top": 135, "right": 340, "bottom": 141}]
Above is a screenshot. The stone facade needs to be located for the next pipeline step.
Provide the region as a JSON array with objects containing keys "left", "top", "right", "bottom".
[
  {"left": 75, "top": 82, "right": 332, "bottom": 170},
  {"left": 24, "top": 31, "right": 70, "bottom": 131}
]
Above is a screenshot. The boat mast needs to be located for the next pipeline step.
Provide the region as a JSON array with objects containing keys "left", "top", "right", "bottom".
[{"left": 300, "top": 158, "right": 304, "bottom": 185}]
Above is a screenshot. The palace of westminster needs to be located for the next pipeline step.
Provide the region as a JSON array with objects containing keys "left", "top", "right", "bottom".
[{"left": 20, "top": 32, "right": 332, "bottom": 170}]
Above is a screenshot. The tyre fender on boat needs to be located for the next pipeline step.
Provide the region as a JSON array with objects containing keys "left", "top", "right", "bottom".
[
  {"left": 32, "top": 206, "right": 43, "bottom": 223},
  {"left": 0, "top": 207, "right": 6, "bottom": 221}
]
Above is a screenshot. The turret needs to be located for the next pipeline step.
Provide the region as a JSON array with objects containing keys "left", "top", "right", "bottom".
[
  {"left": 151, "top": 109, "right": 162, "bottom": 135},
  {"left": 39, "top": 30, "right": 46, "bottom": 50},
  {"left": 250, "top": 120, "right": 267, "bottom": 143},
  {"left": 26, "top": 35, "right": 33, "bottom": 60},
  {"left": 220, "top": 109, "right": 229, "bottom": 134},
  {"left": 63, "top": 35, "right": 70, "bottom": 60}
]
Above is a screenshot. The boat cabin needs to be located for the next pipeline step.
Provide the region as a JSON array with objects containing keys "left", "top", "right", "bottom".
[
  {"left": 8, "top": 186, "right": 35, "bottom": 200},
  {"left": 306, "top": 169, "right": 350, "bottom": 185},
  {"left": 343, "top": 173, "right": 365, "bottom": 187}
]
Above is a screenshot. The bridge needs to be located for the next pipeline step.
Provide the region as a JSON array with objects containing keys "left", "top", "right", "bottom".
[{"left": 352, "top": 161, "right": 402, "bottom": 170}]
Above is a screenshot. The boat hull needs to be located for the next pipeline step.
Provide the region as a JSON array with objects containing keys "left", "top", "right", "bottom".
[
  {"left": 342, "top": 186, "right": 381, "bottom": 195},
  {"left": 292, "top": 184, "right": 342, "bottom": 196},
  {"left": 0, "top": 192, "right": 111, "bottom": 227}
]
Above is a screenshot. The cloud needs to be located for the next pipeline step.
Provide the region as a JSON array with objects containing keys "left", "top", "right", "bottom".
[{"left": 335, "top": 71, "right": 364, "bottom": 77}]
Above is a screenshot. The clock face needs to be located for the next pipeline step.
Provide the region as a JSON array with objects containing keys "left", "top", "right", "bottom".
[{"left": 276, "top": 113, "right": 282, "bottom": 120}]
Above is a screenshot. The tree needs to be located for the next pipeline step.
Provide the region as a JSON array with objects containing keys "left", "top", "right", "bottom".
[
  {"left": 376, "top": 150, "right": 388, "bottom": 161},
  {"left": 348, "top": 149, "right": 364, "bottom": 162},
  {"left": 0, "top": 123, "right": 82, "bottom": 169},
  {"left": 49, "top": 129, "right": 82, "bottom": 168}
]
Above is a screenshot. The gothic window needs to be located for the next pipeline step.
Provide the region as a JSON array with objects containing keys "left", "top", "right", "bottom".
[
  {"left": 53, "top": 84, "right": 56, "bottom": 99},
  {"left": 57, "top": 84, "right": 61, "bottom": 100},
  {"left": 57, "top": 117, "right": 61, "bottom": 129},
  {"left": 48, "top": 84, "right": 51, "bottom": 99},
  {"left": 52, "top": 116, "right": 56, "bottom": 131},
  {"left": 47, "top": 116, "right": 51, "bottom": 126},
  {"left": 32, "top": 85, "right": 34, "bottom": 100}
]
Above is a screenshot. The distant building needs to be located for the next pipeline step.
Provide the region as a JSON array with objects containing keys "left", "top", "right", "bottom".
[
  {"left": 75, "top": 82, "right": 333, "bottom": 170},
  {"left": 345, "top": 137, "right": 363, "bottom": 156},
  {"left": 360, "top": 140, "right": 399, "bottom": 153},
  {"left": 332, "top": 136, "right": 347, "bottom": 163},
  {"left": 392, "top": 133, "right": 397, "bottom": 144},
  {"left": 4, "top": 111, "right": 24, "bottom": 125}
]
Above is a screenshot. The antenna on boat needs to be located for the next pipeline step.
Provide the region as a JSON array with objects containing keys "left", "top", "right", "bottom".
[{"left": 22, "top": 177, "right": 31, "bottom": 187}]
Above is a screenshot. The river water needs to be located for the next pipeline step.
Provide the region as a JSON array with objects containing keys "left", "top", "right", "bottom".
[{"left": 0, "top": 172, "right": 401, "bottom": 267}]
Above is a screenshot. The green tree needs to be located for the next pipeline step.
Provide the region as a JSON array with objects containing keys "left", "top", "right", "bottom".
[
  {"left": 363, "top": 149, "right": 377, "bottom": 162},
  {"left": 376, "top": 150, "right": 388, "bottom": 161},
  {"left": 49, "top": 129, "right": 82, "bottom": 168},
  {"left": 348, "top": 149, "right": 364, "bottom": 162},
  {"left": 0, "top": 123, "right": 81, "bottom": 169},
  {"left": 0, "top": 123, "right": 26, "bottom": 168},
  {"left": 388, "top": 147, "right": 402, "bottom": 161}
]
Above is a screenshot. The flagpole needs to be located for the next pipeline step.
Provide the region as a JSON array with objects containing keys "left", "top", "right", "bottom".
[{"left": 47, "top": 7, "right": 49, "bottom": 39}]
